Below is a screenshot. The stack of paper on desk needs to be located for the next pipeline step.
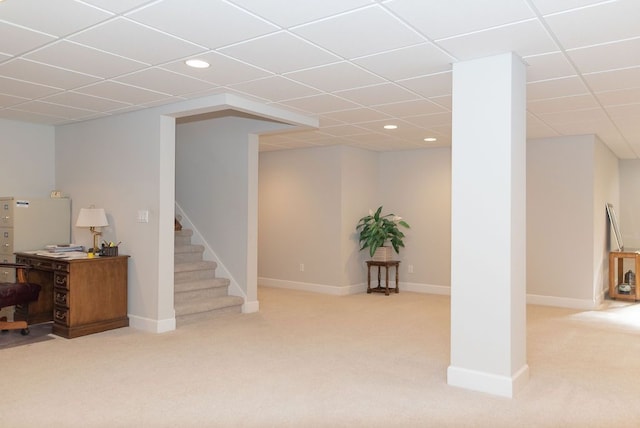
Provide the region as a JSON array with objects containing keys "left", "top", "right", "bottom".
[{"left": 45, "top": 244, "right": 84, "bottom": 253}]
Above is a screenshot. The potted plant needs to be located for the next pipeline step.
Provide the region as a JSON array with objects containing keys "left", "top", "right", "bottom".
[{"left": 356, "top": 206, "right": 410, "bottom": 260}]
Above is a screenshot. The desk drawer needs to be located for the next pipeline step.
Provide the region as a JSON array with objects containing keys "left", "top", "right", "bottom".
[
  {"left": 54, "top": 272, "right": 69, "bottom": 289},
  {"left": 16, "top": 256, "right": 70, "bottom": 273},
  {"left": 54, "top": 288, "right": 69, "bottom": 308},
  {"left": 54, "top": 308, "right": 69, "bottom": 326}
]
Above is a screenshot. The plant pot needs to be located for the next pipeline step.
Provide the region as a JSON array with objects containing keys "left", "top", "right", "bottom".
[{"left": 372, "top": 246, "right": 393, "bottom": 262}]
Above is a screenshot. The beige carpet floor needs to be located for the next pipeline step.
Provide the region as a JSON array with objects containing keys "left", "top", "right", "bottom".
[{"left": 1, "top": 286, "right": 640, "bottom": 427}]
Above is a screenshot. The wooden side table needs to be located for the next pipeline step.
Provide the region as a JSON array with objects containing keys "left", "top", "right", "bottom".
[
  {"left": 366, "top": 260, "right": 400, "bottom": 296},
  {"left": 609, "top": 251, "right": 640, "bottom": 301}
]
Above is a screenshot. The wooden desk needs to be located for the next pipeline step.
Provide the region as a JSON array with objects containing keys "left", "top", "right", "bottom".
[
  {"left": 608, "top": 251, "right": 640, "bottom": 301},
  {"left": 14, "top": 252, "right": 129, "bottom": 338},
  {"left": 366, "top": 260, "right": 400, "bottom": 296}
]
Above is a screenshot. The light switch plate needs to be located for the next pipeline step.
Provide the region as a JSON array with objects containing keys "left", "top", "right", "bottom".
[{"left": 137, "top": 210, "right": 149, "bottom": 223}]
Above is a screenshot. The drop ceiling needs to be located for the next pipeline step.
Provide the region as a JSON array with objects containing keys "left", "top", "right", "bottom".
[{"left": 0, "top": 0, "right": 638, "bottom": 158}]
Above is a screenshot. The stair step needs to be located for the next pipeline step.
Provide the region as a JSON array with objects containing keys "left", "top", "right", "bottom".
[
  {"left": 173, "top": 228, "right": 243, "bottom": 325},
  {"left": 174, "top": 244, "right": 205, "bottom": 263},
  {"left": 175, "top": 277, "right": 230, "bottom": 293},
  {"left": 175, "top": 229, "right": 193, "bottom": 246},
  {"left": 175, "top": 295, "right": 244, "bottom": 323},
  {"left": 175, "top": 286, "right": 230, "bottom": 304},
  {"left": 174, "top": 260, "right": 217, "bottom": 273}
]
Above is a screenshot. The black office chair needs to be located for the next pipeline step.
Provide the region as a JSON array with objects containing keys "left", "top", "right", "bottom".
[{"left": 0, "top": 263, "right": 41, "bottom": 335}]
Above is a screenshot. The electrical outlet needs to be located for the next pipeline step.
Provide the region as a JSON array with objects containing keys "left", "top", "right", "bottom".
[
  {"left": 299, "top": 263, "right": 305, "bottom": 272},
  {"left": 408, "top": 264, "right": 414, "bottom": 274}
]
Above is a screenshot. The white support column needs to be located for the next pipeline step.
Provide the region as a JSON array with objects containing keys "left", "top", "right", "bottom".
[{"left": 447, "top": 52, "right": 528, "bottom": 397}]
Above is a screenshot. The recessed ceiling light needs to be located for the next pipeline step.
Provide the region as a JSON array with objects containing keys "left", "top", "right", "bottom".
[
  {"left": 424, "top": 137, "right": 437, "bottom": 142},
  {"left": 383, "top": 124, "right": 398, "bottom": 130},
  {"left": 185, "top": 59, "right": 210, "bottom": 69}
]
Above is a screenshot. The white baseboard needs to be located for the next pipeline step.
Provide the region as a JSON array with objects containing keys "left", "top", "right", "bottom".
[
  {"left": 402, "top": 282, "right": 451, "bottom": 295},
  {"left": 243, "top": 300, "right": 259, "bottom": 313},
  {"left": 526, "top": 293, "right": 602, "bottom": 310},
  {"left": 259, "top": 277, "right": 603, "bottom": 311},
  {"left": 447, "top": 363, "right": 530, "bottom": 398},
  {"left": 259, "top": 277, "right": 365, "bottom": 296},
  {"left": 128, "top": 314, "right": 176, "bottom": 333}
]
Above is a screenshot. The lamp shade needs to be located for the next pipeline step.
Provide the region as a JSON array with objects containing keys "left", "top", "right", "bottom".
[{"left": 76, "top": 208, "right": 108, "bottom": 228}]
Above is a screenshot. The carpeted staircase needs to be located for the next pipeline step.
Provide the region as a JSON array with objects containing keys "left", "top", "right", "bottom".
[{"left": 174, "top": 228, "right": 243, "bottom": 325}]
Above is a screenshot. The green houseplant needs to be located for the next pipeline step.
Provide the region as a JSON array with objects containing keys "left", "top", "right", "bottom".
[{"left": 356, "top": 206, "right": 410, "bottom": 258}]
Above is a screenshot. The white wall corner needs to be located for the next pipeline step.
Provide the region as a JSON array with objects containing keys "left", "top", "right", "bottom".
[
  {"left": 128, "top": 314, "right": 176, "bottom": 333},
  {"left": 447, "top": 364, "right": 530, "bottom": 398},
  {"left": 243, "top": 300, "right": 259, "bottom": 313}
]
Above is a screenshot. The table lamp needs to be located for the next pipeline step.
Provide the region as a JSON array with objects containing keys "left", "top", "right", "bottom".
[{"left": 76, "top": 207, "right": 108, "bottom": 254}]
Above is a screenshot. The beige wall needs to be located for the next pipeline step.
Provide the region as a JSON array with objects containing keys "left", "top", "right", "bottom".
[
  {"left": 379, "top": 148, "right": 452, "bottom": 289},
  {"left": 0, "top": 119, "right": 55, "bottom": 197},
  {"left": 620, "top": 159, "right": 640, "bottom": 248},
  {"left": 259, "top": 135, "right": 619, "bottom": 308},
  {"left": 258, "top": 145, "right": 345, "bottom": 290},
  {"left": 527, "top": 136, "right": 595, "bottom": 301},
  {"left": 340, "top": 146, "right": 378, "bottom": 286}
]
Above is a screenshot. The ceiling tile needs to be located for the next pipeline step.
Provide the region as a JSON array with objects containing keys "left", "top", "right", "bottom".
[
  {"left": 219, "top": 32, "right": 341, "bottom": 74},
  {"left": 229, "top": 76, "right": 321, "bottom": 101},
  {"left": 430, "top": 95, "right": 452, "bottom": 109},
  {"left": 397, "top": 72, "right": 452, "bottom": 98},
  {"left": 530, "top": 0, "right": 610, "bottom": 15},
  {"left": 537, "top": 108, "right": 608, "bottom": 127},
  {"left": 0, "top": 0, "right": 112, "bottom": 36},
  {"left": 321, "top": 107, "right": 391, "bottom": 124},
  {"left": 284, "top": 62, "right": 384, "bottom": 92},
  {"left": 354, "top": 43, "right": 454, "bottom": 81},
  {"left": 320, "top": 124, "right": 370, "bottom": 137},
  {"left": 543, "top": 0, "right": 640, "bottom": 49},
  {"left": 277, "top": 94, "right": 360, "bottom": 114},
  {"left": 527, "top": 94, "right": 599, "bottom": 114},
  {"left": 227, "top": 0, "right": 373, "bottom": 28},
  {"left": 82, "top": 0, "right": 166, "bottom": 14},
  {"left": 291, "top": 5, "right": 425, "bottom": 59},
  {"left": 127, "top": 0, "right": 277, "bottom": 49},
  {"left": 25, "top": 41, "right": 148, "bottom": 78},
  {"left": 2, "top": 109, "right": 65, "bottom": 125},
  {"left": 0, "top": 22, "right": 56, "bottom": 56},
  {"left": 595, "top": 88, "right": 640, "bottom": 106},
  {"left": 10, "top": 100, "right": 95, "bottom": 120},
  {"left": 74, "top": 81, "right": 169, "bottom": 104},
  {"left": 0, "top": 76, "right": 60, "bottom": 99},
  {"left": 372, "top": 99, "right": 449, "bottom": 117},
  {"left": 69, "top": 18, "right": 206, "bottom": 65},
  {"left": 335, "top": 83, "right": 419, "bottom": 106},
  {"left": 436, "top": 19, "right": 558, "bottom": 61},
  {"left": 583, "top": 67, "right": 640, "bottom": 92},
  {"left": 401, "top": 112, "right": 452, "bottom": 128},
  {"left": 161, "top": 52, "right": 272, "bottom": 85},
  {"left": 41, "top": 91, "right": 130, "bottom": 112},
  {"left": 0, "top": 59, "right": 99, "bottom": 90},
  {"left": 527, "top": 76, "right": 589, "bottom": 100},
  {"left": 566, "top": 38, "right": 640, "bottom": 74},
  {"left": 606, "top": 103, "right": 640, "bottom": 119},
  {"left": 114, "top": 68, "right": 216, "bottom": 96},
  {"left": 385, "top": 0, "right": 534, "bottom": 40},
  {"left": 0, "top": 93, "right": 29, "bottom": 108},
  {"left": 523, "top": 52, "right": 576, "bottom": 82},
  {"left": 527, "top": 113, "right": 561, "bottom": 139}
]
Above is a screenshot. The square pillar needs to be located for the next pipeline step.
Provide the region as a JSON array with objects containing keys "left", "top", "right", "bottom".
[{"left": 447, "top": 52, "right": 528, "bottom": 397}]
